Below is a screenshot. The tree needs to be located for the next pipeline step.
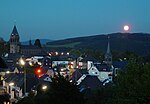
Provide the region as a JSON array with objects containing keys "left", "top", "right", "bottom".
[
  {"left": 0, "top": 41, "right": 9, "bottom": 56},
  {"left": 35, "top": 76, "right": 85, "bottom": 104},
  {"left": 16, "top": 91, "right": 36, "bottom": 104},
  {"left": 34, "top": 39, "right": 42, "bottom": 48},
  {"left": 111, "top": 59, "right": 150, "bottom": 104}
]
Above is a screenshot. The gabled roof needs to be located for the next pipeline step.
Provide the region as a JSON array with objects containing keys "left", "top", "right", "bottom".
[
  {"left": 113, "top": 61, "right": 128, "bottom": 69},
  {"left": 21, "top": 45, "right": 41, "bottom": 49},
  {"left": 39, "top": 74, "right": 52, "bottom": 82},
  {"left": 11, "top": 25, "right": 19, "bottom": 35},
  {"left": 50, "top": 55, "right": 71, "bottom": 61},
  {"left": 79, "top": 75, "right": 102, "bottom": 90},
  {"left": 77, "top": 68, "right": 88, "bottom": 75},
  {"left": 80, "top": 56, "right": 99, "bottom": 63},
  {"left": 71, "top": 69, "right": 83, "bottom": 82},
  {"left": 5, "top": 73, "right": 24, "bottom": 87},
  {"left": 4, "top": 73, "right": 39, "bottom": 92},
  {"left": 94, "top": 63, "right": 111, "bottom": 72}
]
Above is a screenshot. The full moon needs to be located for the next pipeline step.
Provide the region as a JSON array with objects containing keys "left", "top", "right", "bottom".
[{"left": 124, "top": 25, "right": 129, "bottom": 31}]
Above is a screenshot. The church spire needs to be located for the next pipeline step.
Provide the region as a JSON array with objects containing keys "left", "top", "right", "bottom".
[
  {"left": 106, "top": 40, "right": 111, "bottom": 54},
  {"left": 9, "top": 24, "right": 20, "bottom": 53},
  {"left": 11, "top": 25, "right": 19, "bottom": 35},
  {"left": 105, "top": 36, "right": 112, "bottom": 66}
]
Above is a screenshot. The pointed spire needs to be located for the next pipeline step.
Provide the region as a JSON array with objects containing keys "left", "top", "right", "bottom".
[
  {"left": 106, "top": 36, "right": 111, "bottom": 54},
  {"left": 11, "top": 25, "right": 19, "bottom": 35},
  {"left": 106, "top": 41, "right": 111, "bottom": 54},
  {"left": 105, "top": 35, "right": 112, "bottom": 66}
]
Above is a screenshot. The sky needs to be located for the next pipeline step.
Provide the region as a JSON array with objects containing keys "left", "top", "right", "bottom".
[{"left": 0, "top": 0, "right": 150, "bottom": 41}]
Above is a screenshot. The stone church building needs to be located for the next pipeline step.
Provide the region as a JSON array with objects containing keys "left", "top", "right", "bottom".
[{"left": 9, "top": 25, "right": 43, "bottom": 56}]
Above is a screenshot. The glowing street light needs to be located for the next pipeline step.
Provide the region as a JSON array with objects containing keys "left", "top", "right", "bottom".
[
  {"left": 9, "top": 82, "right": 14, "bottom": 86},
  {"left": 67, "top": 52, "right": 69, "bottom": 55},
  {"left": 42, "top": 85, "right": 48, "bottom": 91},
  {"left": 19, "top": 57, "right": 25, "bottom": 66},
  {"left": 55, "top": 52, "right": 58, "bottom": 55},
  {"left": 6, "top": 71, "right": 10, "bottom": 74}
]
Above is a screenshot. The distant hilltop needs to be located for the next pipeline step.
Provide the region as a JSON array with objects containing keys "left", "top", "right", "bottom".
[{"left": 46, "top": 33, "right": 150, "bottom": 55}]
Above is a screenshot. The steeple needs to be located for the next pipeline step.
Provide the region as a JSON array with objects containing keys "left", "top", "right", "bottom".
[
  {"left": 9, "top": 25, "right": 20, "bottom": 53},
  {"left": 104, "top": 36, "right": 112, "bottom": 66},
  {"left": 11, "top": 25, "right": 19, "bottom": 35},
  {"left": 106, "top": 41, "right": 111, "bottom": 55}
]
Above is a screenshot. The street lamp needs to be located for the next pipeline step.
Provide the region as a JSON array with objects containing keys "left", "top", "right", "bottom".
[
  {"left": 19, "top": 57, "right": 26, "bottom": 95},
  {"left": 19, "top": 57, "right": 25, "bottom": 66},
  {"left": 42, "top": 85, "right": 48, "bottom": 91},
  {"left": 9, "top": 82, "right": 14, "bottom": 86},
  {"left": 9, "top": 82, "right": 15, "bottom": 99}
]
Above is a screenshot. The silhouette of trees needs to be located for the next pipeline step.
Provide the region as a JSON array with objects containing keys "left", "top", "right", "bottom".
[
  {"left": 34, "top": 39, "right": 42, "bottom": 48},
  {"left": 35, "top": 76, "right": 84, "bottom": 104},
  {"left": 17, "top": 76, "right": 84, "bottom": 104},
  {"left": 111, "top": 59, "right": 150, "bottom": 104}
]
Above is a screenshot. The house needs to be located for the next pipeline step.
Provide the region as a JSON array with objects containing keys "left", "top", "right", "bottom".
[
  {"left": 88, "top": 63, "right": 113, "bottom": 83},
  {"left": 78, "top": 75, "right": 102, "bottom": 90},
  {"left": 77, "top": 56, "right": 98, "bottom": 70},
  {"left": 71, "top": 68, "right": 88, "bottom": 83},
  {"left": 9, "top": 25, "right": 43, "bottom": 56},
  {"left": 3, "top": 73, "right": 39, "bottom": 99},
  {"left": 42, "top": 56, "right": 52, "bottom": 68},
  {"left": 37, "top": 74, "right": 52, "bottom": 91},
  {"left": 0, "top": 57, "right": 8, "bottom": 95}
]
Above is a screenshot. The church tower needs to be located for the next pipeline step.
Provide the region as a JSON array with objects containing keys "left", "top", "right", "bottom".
[
  {"left": 9, "top": 25, "right": 20, "bottom": 53},
  {"left": 104, "top": 37, "right": 112, "bottom": 66}
]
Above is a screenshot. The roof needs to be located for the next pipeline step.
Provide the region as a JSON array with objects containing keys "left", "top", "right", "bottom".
[
  {"left": 71, "top": 69, "right": 83, "bottom": 82},
  {"left": 50, "top": 55, "right": 71, "bottom": 61},
  {"left": 6, "top": 53, "right": 21, "bottom": 59},
  {"left": 4, "top": 73, "right": 39, "bottom": 92},
  {"left": 94, "top": 63, "right": 111, "bottom": 72},
  {"left": 11, "top": 25, "right": 19, "bottom": 35},
  {"left": 113, "top": 61, "right": 128, "bottom": 69},
  {"left": 39, "top": 74, "right": 52, "bottom": 83},
  {"left": 79, "top": 75, "right": 102, "bottom": 90},
  {"left": 21, "top": 45, "right": 41, "bottom": 50},
  {"left": 80, "top": 56, "right": 99, "bottom": 62},
  {"left": 5, "top": 73, "right": 24, "bottom": 87}
]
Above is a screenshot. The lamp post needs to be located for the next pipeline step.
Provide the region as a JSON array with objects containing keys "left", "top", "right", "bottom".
[
  {"left": 19, "top": 57, "right": 26, "bottom": 95},
  {"left": 8, "top": 82, "right": 14, "bottom": 101}
]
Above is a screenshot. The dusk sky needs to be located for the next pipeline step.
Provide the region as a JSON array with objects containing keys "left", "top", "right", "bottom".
[{"left": 1, "top": 0, "right": 150, "bottom": 41}]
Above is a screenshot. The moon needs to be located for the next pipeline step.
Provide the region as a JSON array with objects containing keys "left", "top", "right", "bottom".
[{"left": 124, "top": 25, "right": 129, "bottom": 31}]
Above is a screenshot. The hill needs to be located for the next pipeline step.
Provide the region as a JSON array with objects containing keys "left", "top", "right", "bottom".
[{"left": 46, "top": 33, "right": 150, "bottom": 55}]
